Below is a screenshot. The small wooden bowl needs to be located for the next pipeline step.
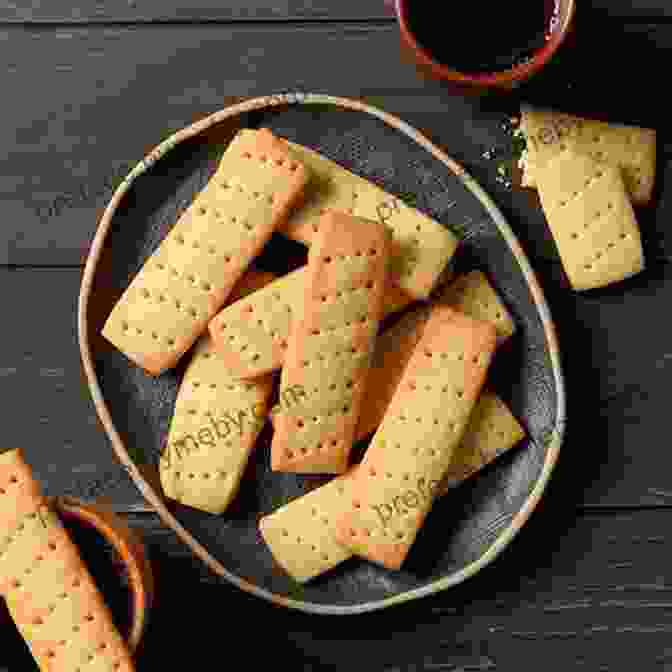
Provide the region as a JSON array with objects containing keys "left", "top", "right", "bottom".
[{"left": 53, "top": 496, "right": 154, "bottom": 653}]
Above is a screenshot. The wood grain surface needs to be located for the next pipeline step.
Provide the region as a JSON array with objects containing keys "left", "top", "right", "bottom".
[
  {"left": 130, "top": 506, "right": 672, "bottom": 671},
  {"left": 2, "top": 0, "right": 672, "bottom": 668},
  {"left": 0, "top": 0, "right": 669, "bottom": 22}
]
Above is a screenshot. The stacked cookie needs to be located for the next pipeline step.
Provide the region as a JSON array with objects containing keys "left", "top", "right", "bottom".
[
  {"left": 518, "top": 106, "right": 656, "bottom": 291},
  {"left": 102, "top": 128, "right": 525, "bottom": 580}
]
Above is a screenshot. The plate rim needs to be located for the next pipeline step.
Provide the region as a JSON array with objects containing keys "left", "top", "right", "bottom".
[{"left": 78, "top": 92, "right": 566, "bottom": 615}]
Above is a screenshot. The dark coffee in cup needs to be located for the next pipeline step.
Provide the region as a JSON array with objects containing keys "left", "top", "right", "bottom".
[{"left": 405, "top": 0, "right": 560, "bottom": 74}]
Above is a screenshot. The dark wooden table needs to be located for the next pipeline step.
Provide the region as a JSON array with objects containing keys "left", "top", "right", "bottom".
[{"left": 3, "top": 1, "right": 672, "bottom": 669}]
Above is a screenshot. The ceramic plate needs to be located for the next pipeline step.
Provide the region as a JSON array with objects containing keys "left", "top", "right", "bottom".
[{"left": 79, "top": 94, "right": 564, "bottom": 614}]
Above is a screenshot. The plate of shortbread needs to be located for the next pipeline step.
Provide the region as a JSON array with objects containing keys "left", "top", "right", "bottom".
[{"left": 79, "top": 93, "right": 565, "bottom": 614}]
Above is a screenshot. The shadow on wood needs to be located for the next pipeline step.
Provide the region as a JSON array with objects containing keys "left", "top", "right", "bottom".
[{"left": 517, "top": 14, "right": 668, "bottom": 129}]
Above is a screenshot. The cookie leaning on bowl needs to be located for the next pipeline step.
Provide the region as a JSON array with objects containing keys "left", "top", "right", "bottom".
[{"left": 0, "top": 449, "right": 136, "bottom": 672}]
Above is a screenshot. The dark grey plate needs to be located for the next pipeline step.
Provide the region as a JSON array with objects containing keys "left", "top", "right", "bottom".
[{"left": 79, "top": 94, "right": 564, "bottom": 614}]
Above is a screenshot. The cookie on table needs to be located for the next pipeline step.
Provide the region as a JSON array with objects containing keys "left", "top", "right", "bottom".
[
  {"left": 535, "top": 151, "right": 644, "bottom": 291},
  {"left": 519, "top": 105, "right": 656, "bottom": 206},
  {"left": 0, "top": 449, "right": 135, "bottom": 672}
]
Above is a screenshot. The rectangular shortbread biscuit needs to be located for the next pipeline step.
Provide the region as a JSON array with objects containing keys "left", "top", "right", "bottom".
[
  {"left": 259, "top": 391, "right": 523, "bottom": 582},
  {"left": 282, "top": 140, "right": 460, "bottom": 299},
  {"left": 271, "top": 212, "right": 392, "bottom": 474},
  {"left": 259, "top": 471, "right": 356, "bottom": 583},
  {"left": 0, "top": 449, "right": 135, "bottom": 672},
  {"left": 334, "top": 307, "right": 497, "bottom": 569},
  {"left": 160, "top": 271, "right": 276, "bottom": 514},
  {"left": 101, "top": 128, "right": 308, "bottom": 375},
  {"left": 519, "top": 105, "right": 656, "bottom": 206},
  {"left": 209, "top": 268, "right": 413, "bottom": 380},
  {"left": 535, "top": 151, "right": 644, "bottom": 290}
]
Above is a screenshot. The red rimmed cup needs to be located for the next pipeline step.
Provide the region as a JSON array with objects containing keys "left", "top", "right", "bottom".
[{"left": 394, "top": 0, "right": 575, "bottom": 92}]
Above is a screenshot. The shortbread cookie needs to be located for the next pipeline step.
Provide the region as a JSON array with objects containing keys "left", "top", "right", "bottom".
[
  {"left": 519, "top": 105, "right": 656, "bottom": 206},
  {"left": 535, "top": 151, "right": 644, "bottom": 290},
  {"left": 259, "top": 470, "right": 356, "bottom": 583},
  {"left": 335, "top": 307, "right": 497, "bottom": 569},
  {"left": 209, "top": 267, "right": 414, "bottom": 380},
  {"left": 0, "top": 449, "right": 135, "bottom": 672},
  {"left": 271, "top": 212, "right": 392, "bottom": 474},
  {"left": 160, "top": 271, "right": 275, "bottom": 514},
  {"left": 102, "top": 128, "right": 308, "bottom": 375},
  {"left": 283, "top": 140, "right": 459, "bottom": 299}
]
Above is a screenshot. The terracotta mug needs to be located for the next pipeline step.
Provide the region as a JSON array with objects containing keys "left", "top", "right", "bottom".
[{"left": 389, "top": 0, "right": 576, "bottom": 92}]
